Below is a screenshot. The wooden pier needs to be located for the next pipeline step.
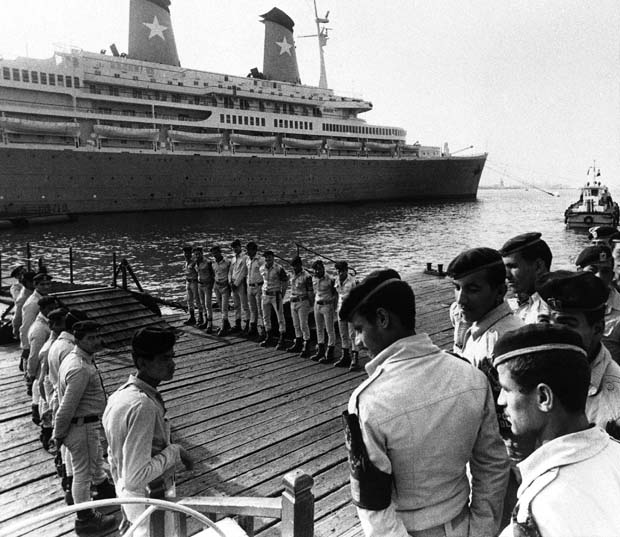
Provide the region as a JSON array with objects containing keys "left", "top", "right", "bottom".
[{"left": 0, "top": 272, "right": 454, "bottom": 537}]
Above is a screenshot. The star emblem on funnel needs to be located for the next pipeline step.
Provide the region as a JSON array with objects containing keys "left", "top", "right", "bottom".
[
  {"left": 143, "top": 16, "right": 168, "bottom": 40},
  {"left": 275, "top": 36, "right": 293, "bottom": 55}
]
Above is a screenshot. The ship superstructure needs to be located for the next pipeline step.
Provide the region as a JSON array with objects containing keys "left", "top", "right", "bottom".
[{"left": 0, "top": 0, "right": 485, "bottom": 217}]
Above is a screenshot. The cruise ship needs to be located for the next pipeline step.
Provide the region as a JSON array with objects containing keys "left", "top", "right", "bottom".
[{"left": 0, "top": 0, "right": 486, "bottom": 218}]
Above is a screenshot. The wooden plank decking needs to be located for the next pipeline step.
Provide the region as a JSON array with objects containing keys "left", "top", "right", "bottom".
[{"left": 0, "top": 272, "right": 455, "bottom": 537}]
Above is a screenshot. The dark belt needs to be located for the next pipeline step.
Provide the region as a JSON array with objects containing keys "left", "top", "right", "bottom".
[
  {"left": 290, "top": 295, "right": 308, "bottom": 303},
  {"left": 198, "top": 280, "right": 213, "bottom": 286},
  {"left": 71, "top": 415, "right": 99, "bottom": 425},
  {"left": 186, "top": 278, "right": 197, "bottom": 283},
  {"left": 248, "top": 282, "right": 263, "bottom": 287},
  {"left": 264, "top": 290, "right": 280, "bottom": 296},
  {"left": 316, "top": 299, "right": 333, "bottom": 305}
]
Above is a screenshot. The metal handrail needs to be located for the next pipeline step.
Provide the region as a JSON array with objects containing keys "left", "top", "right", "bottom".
[{"left": 0, "top": 497, "right": 226, "bottom": 537}]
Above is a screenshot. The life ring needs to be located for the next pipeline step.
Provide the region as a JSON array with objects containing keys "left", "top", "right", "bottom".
[{"left": 584, "top": 216, "right": 593, "bottom": 225}]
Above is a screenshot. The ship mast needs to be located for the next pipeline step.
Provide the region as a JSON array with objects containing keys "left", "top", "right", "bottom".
[{"left": 299, "top": 1, "right": 330, "bottom": 89}]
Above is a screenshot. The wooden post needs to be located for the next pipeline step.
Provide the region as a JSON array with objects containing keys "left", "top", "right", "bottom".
[
  {"left": 0, "top": 250, "right": 3, "bottom": 291},
  {"left": 121, "top": 259, "right": 128, "bottom": 290},
  {"left": 112, "top": 252, "right": 117, "bottom": 287},
  {"left": 281, "top": 470, "right": 314, "bottom": 537},
  {"left": 26, "top": 243, "right": 32, "bottom": 272},
  {"left": 69, "top": 247, "right": 74, "bottom": 284}
]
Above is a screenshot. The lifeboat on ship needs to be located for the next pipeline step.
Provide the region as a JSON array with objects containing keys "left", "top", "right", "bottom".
[
  {"left": 168, "top": 130, "right": 223, "bottom": 152},
  {"left": 0, "top": 117, "right": 81, "bottom": 136},
  {"left": 325, "top": 139, "right": 362, "bottom": 155},
  {"left": 229, "top": 133, "right": 278, "bottom": 154}
]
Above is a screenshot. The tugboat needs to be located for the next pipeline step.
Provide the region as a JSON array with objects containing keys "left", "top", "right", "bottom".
[{"left": 564, "top": 166, "right": 619, "bottom": 229}]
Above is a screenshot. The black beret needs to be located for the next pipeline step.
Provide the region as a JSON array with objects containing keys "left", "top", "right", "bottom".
[
  {"left": 588, "top": 226, "right": 619, "bottom": 239},
  {"left": 182, "top": 245, "right": 193, "bottom": 253},
  {"left": 21, "top": 271, "right": 36, "bottom": 283},
  {"left": 38, "top": 296, "right": 58, "bottom": 309},
  {"left": 132, "top": 327, "right": 176, "bottom": 356},
  {"left": 246, "top": 241, "right": 257, "bottom": 250},
  {"left": 10, "top": 265, "right": 25, "bottom": 278},
  {"left": 72, "top": 321, "right": 101, "bottom": 334},
  {"left": 312, "top": 259, "right": 324, "bottom": 269},
  {"left": 263, "top": 250, "right": 274, "bottom": 256},
  {"left": 48, "top": 308, "right": 69, "bottom": 322},
  {"left": 446, "top": 247, "right": 503, "bottom": 279},
  {"left": 291, "top": 256, "right": 302, "bottom": 266},
  {"left": 340, "top": 268, "right": 406, "bottom": 321},
  {"left": 192, "top": 246, "right": 203, "bottom": 252},
  {"left": 493, "top": 323, "right": 586, "bottom": 367},
  {"left": 537, "top": 270, "right": 609, "bottom": 312},
  {"left": 575, "top": 245, "right": 613, "bottom": 268},
  {"left": 33, "top": 273, "right": 53, "bottom": 284},
  {"left": 209, "top": 245, "right": 221, "bottom": 252},
  {"left": 499, "top": 232, "right": 543, "bottom": 256},
  {"left": 334, "top": 261, "right": 348, "bottom": 271},
  {"left": 231, "top": 239, "right": 241, "bottom": 248}
]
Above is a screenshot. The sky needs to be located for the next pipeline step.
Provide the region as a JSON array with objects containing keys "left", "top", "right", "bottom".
[{"left": 1, "top": 0, "right": 619, "bottom": 188}]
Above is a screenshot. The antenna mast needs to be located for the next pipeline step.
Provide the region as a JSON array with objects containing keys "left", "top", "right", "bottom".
[{"left": 298, "top": 1, "right": 330, "bottom": 88}]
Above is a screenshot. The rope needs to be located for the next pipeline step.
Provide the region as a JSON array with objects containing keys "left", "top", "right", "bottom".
[{"left": 295, "top": 242, "right": 358, "bottom": 275}]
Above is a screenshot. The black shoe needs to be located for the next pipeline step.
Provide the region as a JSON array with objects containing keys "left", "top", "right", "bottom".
[
  {"left": 349, "top": 351, "right": 362, "bottom": 372},
  {"left": 75, "top": 509, "right": 117, "bottom": 536},
  {"left": 31, "top": 404, "right": 41, "bottom": 425},
  {"left": 183, "top": 314, "right": 196, "bottom": 326},
  {"left": 230, "top": 319, "right": 242, "bottom": 333},
  {"left": 334, "top": 349, "right": 352, "bottom": 368},
  {"left": 259, "top": 330, "right": 273, "bottom": 347},
  {"left": 241, "top": 320, "right": 251, "bottom": 336},
  {"left": 196, "top": 312, "right": 205, "bottom": 327},
  {"left": 205, "top": 320, "right": 213, "bottom": 334},
  {"left": 92, "top": 478, "right": 116, "bottom": 500},
  {"left": 299, "top": 340, "right": 312, "bottom": 358},
  {"left": 310, "top": 343, "right": 326, "bottom": 362},
  {"left": 275, "top": 334, "right": 287, "bottom": 351},
  {"left": 319, "top": 346, "right": 336, "bottom": 364},
  {"left": 286, "top": 337, "right": 303, "bottom": 353},
  {"left": 217, "top": 319, "right": 231, "bottom": 337},
  {"left": 40, "top": 427, "right": 53, "bottom": 451},
  {"left": 248, "top": 323, "right": 258, "bottom": 339}
]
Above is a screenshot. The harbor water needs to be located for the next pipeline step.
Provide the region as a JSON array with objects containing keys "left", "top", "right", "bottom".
[{"left": 0, "top": 188, "right": 590, "bottom": 303}]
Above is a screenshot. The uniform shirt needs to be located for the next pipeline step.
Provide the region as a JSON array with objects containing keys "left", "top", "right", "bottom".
[
  {"left": 26, "top": 312, "right": 50, "bottom": 378},
  {"left": 19, "top": 289, "right": 42, "bottom": 349},
  {"left": 459, "top": 301, "right": 524, "bottom": 368},
  {"left": 10, "top": 282, "right": 23, "bottom": 302},
  {"left": 47, "top": 331, "right": 76, "bottom": 390},
  {"left": 510, "top": 292, "right": 549, "bottom": 324},
  {"left": 335, "top": 274, "right": 356, "bottom": 312},
  {"left": 502, "top": 427, "right": 620, "bottom": 537},
  {"left": 12, "top": 286, "right": 33, "bottom": 339},
  {"left": 184, "top": 260, "right": 197, "bottom": 282},
  {"left": 602, "top": 287, "right": 620, "bottom": 364},
  {"left": 213, "top": 258, "right": 231, "bottom": 285},
  {"left": 103, "top": 375, "right": 181, "bottom": 494},
  {"left": 229, "top": 252, "right": 248, "bottom": 287},
  {"left": 54, "top": 345, "right": 107, "bottom": 440},
  {"left": 312, "top": 274, "right": 336, "bottom": 303},
  {"left": 587, "top": 344, "right": 620, "bottom": 429},
  {"left": 246, "top": 255, "right": 264, "bottom": 285},
  {"left": 39, "top": 331, "right": 58, "bottom": 383},
  {"left": 260, "top": 263, "right": 288, "bottom": 293},
  {"left": 289, "top": 270, "right": 314, "bottom": 299},
  {"left": 349, "top": 334, "right": 509, "bottom": 536},
  {"left": 195, "top": 258, "right": 214, "bottom": 285}
]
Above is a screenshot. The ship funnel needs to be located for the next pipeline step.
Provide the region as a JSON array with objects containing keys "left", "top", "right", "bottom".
[
  {"left": 261, "top": 7, "right": 301, "bottom": 84},
  {"left": 128, "top": 0, "right": 180, "bottom": 66}
]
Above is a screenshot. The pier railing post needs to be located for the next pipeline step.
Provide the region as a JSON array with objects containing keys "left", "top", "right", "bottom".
[
  {"left": 69, "top": 247, "right": 74, "bottom": 284},
  {"left": 26, "top": 243, "right": 32, "bottom": 272},
  {"left": 112, "top": 252, "right": 117, "bottom": 288},
  {"left": 121, "top": 259, "right": 128, "bottom": 290},
  {"left": 281, "top": 470, "right": 314, "bottom": 537}
]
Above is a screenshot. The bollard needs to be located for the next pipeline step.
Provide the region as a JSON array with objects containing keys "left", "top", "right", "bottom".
[
  {"left": 426, "top": 262, "right": 432, "bottom": 271},
  {"left": 437, "top": 264, "right": 444, "bottom": 275}
]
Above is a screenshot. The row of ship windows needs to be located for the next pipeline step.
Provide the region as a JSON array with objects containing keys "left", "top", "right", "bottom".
[
  {"left": 323, "top": 123, "right": 402, "bottom": 136},
  {"left": 2, "top": 67, "right": 80, "bottom": 88},
  {"left": 220, "top": 114, "right": 267, "bottom": 128}
]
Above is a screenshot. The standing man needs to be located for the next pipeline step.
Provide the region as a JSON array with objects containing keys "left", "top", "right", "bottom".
[
  {"left": 494, "top": 323, "right": 620, "bottom": 536},
  {"left": 20, "top": 273, "right": 53, "bottom": 376},
  {"left": 499, "top": 232, "right": 552, "bottom": 323},
  {"left": 229, "top": 239, "right": 250, "bottom": 334},
  {"left": 210, "top": 245, "right": 232, "bottom": 336},
  {"left": 259, "top": 250, "right": 288, "bottom": 349},
  {"left": 333, "top": 261, "right": 361, "bottom": 371},
  {"left": 13, "top": 271, "right": 35, "bottom": 354},
  {"left": 194, "top": 247, "right": 215, "bottom": 333},
  {"left": 26, "top": 296, "right": 58, "bottom": 423},
  {"left": 53, "top": 321, "right": 117, "bottom": 535},
  {"left": 182, "top": 246, "right": 200, "bottom": 326},
  {"left": 537, "top": 271, "right": 620, "bottom": 436},
  {"left": 311, "top": 260, "right": 338, "bottom": 363},
  {"left": 341, "top": 269, "right": 508, "bottom": 537},
  {"left": 287, "top": 256, "right": 314, "bottom": 357},
  {"left": 446, "top": 248, "right": 523, "bottom": 368},
  {"left": 575, "top": 244, "right": 620, "bottom": 363},
  {"left": 103, "top": 327, "right": 194, "bottom": 537},
  {"left": 9, "top": 265, "right": 26, "bottom": 301},
  {"left": 245, "top": 242, "right": 265, "bottom": 340}
]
